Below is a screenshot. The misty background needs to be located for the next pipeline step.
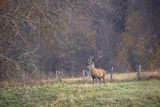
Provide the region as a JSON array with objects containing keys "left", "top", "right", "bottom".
[{"left": 0, "top": 0, "right": 160, "bottom": 81}]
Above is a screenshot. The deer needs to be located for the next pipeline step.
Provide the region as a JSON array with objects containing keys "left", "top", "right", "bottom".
[{"left": 87, "top": 53, "right": 107, "bottom": 84}]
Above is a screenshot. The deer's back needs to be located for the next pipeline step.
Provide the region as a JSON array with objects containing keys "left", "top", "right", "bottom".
[{"left": 91, "top": 68, "right": 107, "bottom": 78}]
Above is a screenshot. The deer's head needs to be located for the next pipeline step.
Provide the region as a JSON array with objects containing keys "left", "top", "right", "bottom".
[
  {"left": 88, "top": 55, "right": 94, "bottom": 70},
  {"left": 87, "top": 52, "right": 103, "bottom": 70}
]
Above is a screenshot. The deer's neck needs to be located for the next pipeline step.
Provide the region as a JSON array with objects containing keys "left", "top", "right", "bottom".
[{"left": 91, "top": 67, "right": 96, "bottom": 73}]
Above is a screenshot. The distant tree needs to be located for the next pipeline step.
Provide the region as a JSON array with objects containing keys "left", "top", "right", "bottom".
[{"left": 117, "top": 0, "right": 159, "bottom": 70}]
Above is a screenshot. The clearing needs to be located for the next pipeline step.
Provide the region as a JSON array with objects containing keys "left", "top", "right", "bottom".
[{"left": 0, "top": 79, "right": 160, "bottom": 107}]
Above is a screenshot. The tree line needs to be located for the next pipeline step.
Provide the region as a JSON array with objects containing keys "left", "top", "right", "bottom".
[{"left": 0, "top": 0, "right": 160, "bottom": 81}]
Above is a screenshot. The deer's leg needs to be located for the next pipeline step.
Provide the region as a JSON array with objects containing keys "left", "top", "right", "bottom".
[
  {"left": 93, "top": 78, "right": 95, "bottom": 84},
  {"left": 103, "top": 77, "right": 105, "bottom": 83},
  {"left": 95, "top": 78, "right": 97, "bottom": 83},
  {"left": 92, "top": 77, "right": 95, "bottom": 84},
  {"left": 99, "top": 78, "right": 101, "bottom": 84}
]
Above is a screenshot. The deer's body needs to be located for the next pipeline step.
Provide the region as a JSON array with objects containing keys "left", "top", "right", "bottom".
[
  {"left": 90, "top": 67, "right": 106, "bottom": 79},
  {"left": 88, "top": 54, "right": 107, "bottom": 84},
  {"left": 89, "top": 64, "right": 107, "bottom": 84}
]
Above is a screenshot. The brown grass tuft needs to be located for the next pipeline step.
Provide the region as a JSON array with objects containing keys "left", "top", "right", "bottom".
[
  {"left": 1, "top": 71, "right": 160, "bottom": 88},
  {"left": 139, "top": 71, "right": 160, "bottom": 79}
]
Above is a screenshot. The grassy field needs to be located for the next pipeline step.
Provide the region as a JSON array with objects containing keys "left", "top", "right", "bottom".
[{"left": 0, "top": 79, "right": 160, "bottom": 107}]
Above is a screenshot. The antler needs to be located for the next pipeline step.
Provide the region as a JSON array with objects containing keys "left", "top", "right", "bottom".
[
  {"left": 94, "top": 51, "right": 103, "bottom": 63},
  {"left": 88, "top": 55, "right": 94, "bottom": 65},
  {"left": 88, "top": 51, "right": 103, "bottom": 65}
]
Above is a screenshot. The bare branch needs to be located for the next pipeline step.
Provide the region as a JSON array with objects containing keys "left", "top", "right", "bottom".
[
  {"left": 0, "top": 54, "right": 21, "bottom": 71},
  {"left": 18, "top": 44, "right": 40, "bottom": 58}
]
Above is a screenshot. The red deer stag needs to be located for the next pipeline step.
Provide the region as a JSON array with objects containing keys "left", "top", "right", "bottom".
[{"left": 88, "top": 54, "right": 107, "bottom": 84}]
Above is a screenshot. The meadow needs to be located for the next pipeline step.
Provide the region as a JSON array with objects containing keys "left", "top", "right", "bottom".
[{"left": 0, "top": 79, "right": 160, "bottom": 107}]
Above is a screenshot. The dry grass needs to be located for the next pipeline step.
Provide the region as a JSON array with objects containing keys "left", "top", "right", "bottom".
[
  {"left": 0, "top": 71, "right": 160, "bottom": 106},
  {"left": 140, "top": 71, "right": 160, "bottom": 79},
  {"left": 62, "top": 71, "right": 160, "bottom": 83},
  {"left": 112, "top": 71, "right": 160, "bottom": 81},
  {"left": 63, "top": 77, "right": 83, "bottom": 82},
  {"left": 112, "top": 72, "right": 137, "bottom": 81},
  {"left": 1, "top": 71, "right": 160, "bottom": 88}
]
